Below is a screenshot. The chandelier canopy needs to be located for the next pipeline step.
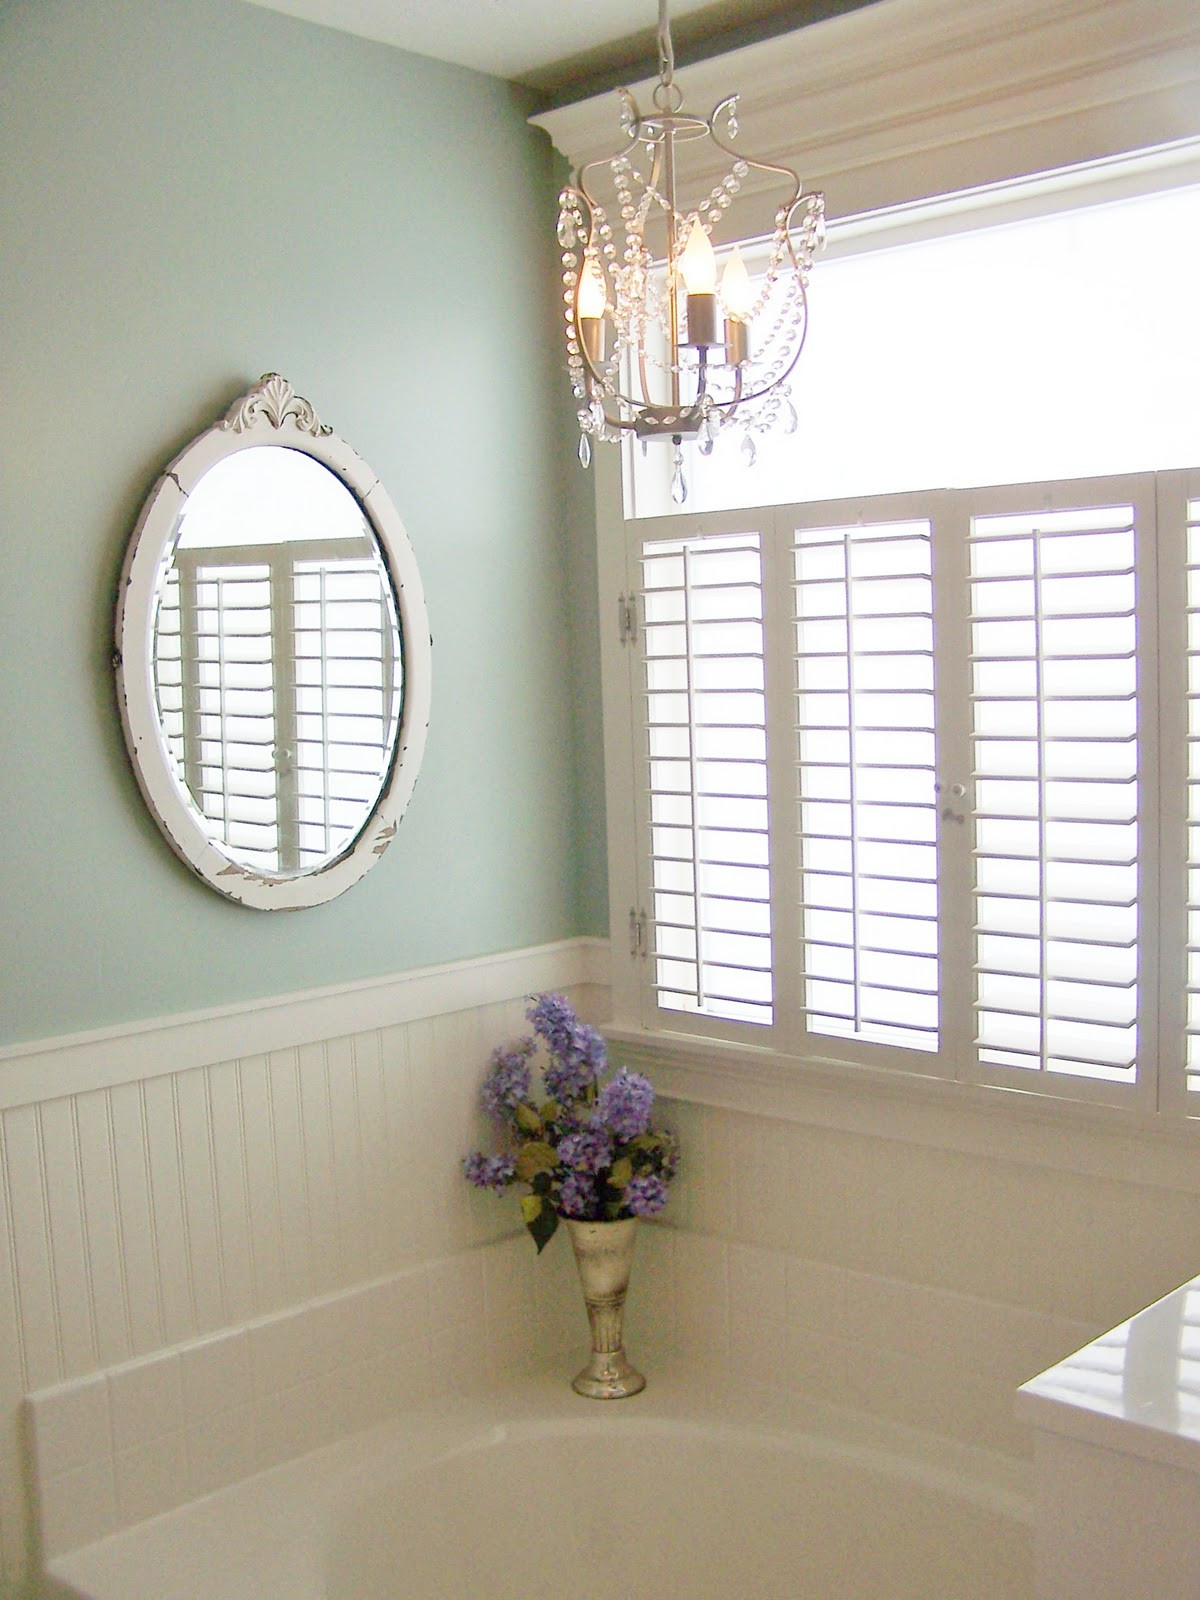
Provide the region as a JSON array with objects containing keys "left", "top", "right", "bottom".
[{"left": 557, "top": 0, "right": 824, "bottom": 502}]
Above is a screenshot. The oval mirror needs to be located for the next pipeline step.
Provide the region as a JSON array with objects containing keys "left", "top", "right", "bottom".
[{"left": 116, "top": 374, "right": 431, "bottom": 909}]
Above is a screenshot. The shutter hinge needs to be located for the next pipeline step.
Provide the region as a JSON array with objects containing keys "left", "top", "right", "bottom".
[
  {"left": 618, "top": 593, "right": 638, "bottom": 647},
  {"left": 628, "top": 907, "right": 649, "bottom": 959}
]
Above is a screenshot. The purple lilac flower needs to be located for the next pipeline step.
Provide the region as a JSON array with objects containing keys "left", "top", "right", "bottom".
[
  {"left": 480, "top": 1040, "right": 534, "bottom": 1120},
  {"left": 596, "top": 1069, "right": 655, "bottom": 1140},
  {"left": 525, "top": 993, "right": 579, "bottom": 1058},
  {"left": 527, "top": 994, "right": 608, "bottom": 1106},
  {"left": 625, "top": 1172, "right": 669, "bottom": 1217},
  {"left": 558, "top": 1123, "right": 613, "bottom": 1176},
  {"left": 462, "top": 1152, "right": 516, "bottom": 1192},
  {"left": 558, "top": 1170, "right": 597, "bottom": 1218}
]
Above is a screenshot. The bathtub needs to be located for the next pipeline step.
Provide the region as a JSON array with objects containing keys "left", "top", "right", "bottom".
[{"left": 42, "top": 1371, "right": 1032, "bottom": 1600}]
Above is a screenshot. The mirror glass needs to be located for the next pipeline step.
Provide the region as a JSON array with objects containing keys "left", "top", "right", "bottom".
[
  {"left": 116, "top": 374, "right": 430, "bottom": 910},
  {"left": 152, "top": 447, "right": 403, "bottom": 876}
]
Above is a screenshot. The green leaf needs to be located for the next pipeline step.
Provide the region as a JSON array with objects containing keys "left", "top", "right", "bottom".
[
  {"left": 607, "top": 1156, "right": 633, "bottom": 1188},
  {"left": 521, "top": 1193, "right": 559, "bottom": 1253},
  {"left": 514, "top": 1102, "right": 543, "bottom": 1135},
  {"left": 514, "top": 1139, "right": 559, "bottom": 1182},
  {"left": 539, "top": 1100, "right": 560, "bottom": 1123}
]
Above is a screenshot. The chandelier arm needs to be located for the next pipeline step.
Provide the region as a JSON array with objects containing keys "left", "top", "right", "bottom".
[
  {"left": 712, "top": 366, "right": 745, "bottom": 422},
  {"left": 661, "top": 125, "right": 683, "bottom": 411},
  {"left": 575, "top": 133, "right": 642, "bottom": 212},
  {"left": 695, "top": 346, "right": 710, "bottom": 409},
  {"left": 640, "top": 140, "right": 670, "bottom": 411},
  {"left": 705, "top": 121, "right": 803, "bottom": 215},
  {"left": 566, "top": 184, "right": 616, "bottom": 394}
]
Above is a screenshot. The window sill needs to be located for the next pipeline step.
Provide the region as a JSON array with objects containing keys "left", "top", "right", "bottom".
[{"left": 602, "top": 1019, "right": 1200, "bottom": 1195}]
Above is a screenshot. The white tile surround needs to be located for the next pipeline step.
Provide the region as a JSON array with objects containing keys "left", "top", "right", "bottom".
[
  {"left": 26, "top": 1219, "right": 1091, "bottom": 1561},
  {"left": 26, "top": 1237, "right": 545, "bottom": 1557},
  {"left": 3, "top": 940, "right": 1200, "bottom": 1589}
]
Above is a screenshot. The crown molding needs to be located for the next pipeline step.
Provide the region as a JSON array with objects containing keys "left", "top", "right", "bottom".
[{"left": 533, "top": 0, "right": 1200, "bottom": 226}]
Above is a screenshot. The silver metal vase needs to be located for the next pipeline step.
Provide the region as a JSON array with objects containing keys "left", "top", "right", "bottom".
[{"left": 564, "top": 1216, "right": 645, "bottom": 1399}]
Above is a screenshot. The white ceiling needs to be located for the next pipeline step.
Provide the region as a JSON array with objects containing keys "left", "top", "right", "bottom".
[{"left": 239, "top": 0, "right": 723, "bottom": 79}]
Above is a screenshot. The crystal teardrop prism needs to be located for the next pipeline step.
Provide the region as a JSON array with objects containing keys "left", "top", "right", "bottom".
[
  {"left": 578, "top": 433, "right": 592, "bottom": 469},
  {"left": 671, "top": 447, "right": 687, "bottom": 505},
  {"left": 741, "top": 432, "right": 757, "bottom": 469},
  {"left": 698, "top": 417, "right": 714, "bottom": 456},
  {"left": 782, "top": 398, "right": 798, "bottom": 435},
  {"left": 557, "top": 213, "right": 577, "bottom": 248}
]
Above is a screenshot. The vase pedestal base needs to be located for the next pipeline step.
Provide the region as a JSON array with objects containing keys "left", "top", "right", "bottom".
[
  {"left": 564, "top": 1216, "right": 646, "bottom": 1400},
  {"left": 571, "top": 1348, "right": 646, "bottom": 1401}
]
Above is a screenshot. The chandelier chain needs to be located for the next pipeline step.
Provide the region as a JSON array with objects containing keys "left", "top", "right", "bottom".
[{"left": 656, "top": 0, "right": 675, "bottom": 89}]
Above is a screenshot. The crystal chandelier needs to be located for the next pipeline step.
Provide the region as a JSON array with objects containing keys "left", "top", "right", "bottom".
[{"left": 557, "top": 0, "right": 825, "bottom": 503}]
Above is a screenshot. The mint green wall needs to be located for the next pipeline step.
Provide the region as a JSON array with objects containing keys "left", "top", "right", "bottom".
[{"left": 0, "top": 0, "right": 606, "bottom": 1046}]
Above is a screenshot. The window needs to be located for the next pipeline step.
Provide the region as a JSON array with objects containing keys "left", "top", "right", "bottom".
[
  {"left": 626, "top": 169, "right": 1200, "bottom": 517},
  {"left": 603, "top": 162, "right": 1200, "bottom": 1114},
  {"left": 611, "top": 471, "right": 1200, "bottom": 1111}
]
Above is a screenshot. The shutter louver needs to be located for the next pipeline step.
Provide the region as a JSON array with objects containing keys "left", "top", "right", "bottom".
[
  {"left": 641, "top": 531, "right": 773, "bottom": 1025},
  {"left": 970, "top": 504, "right": 1139, "bottom": 1081},
  {"left": 792, "top": 518, "right": 939, "bottom": 1050}
]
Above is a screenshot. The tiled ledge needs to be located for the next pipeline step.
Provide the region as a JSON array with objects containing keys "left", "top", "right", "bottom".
[
  {"left": 29, "top": 1221, "right": 1090, "bottom": 1561},
  {"left": 26, "top": 1235, "right": 551, "bottom": 1558}
]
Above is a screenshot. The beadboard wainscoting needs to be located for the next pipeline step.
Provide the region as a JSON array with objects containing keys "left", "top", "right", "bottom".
[{"left": 0, "top": 940, "right": 606, "bottom": 1593}]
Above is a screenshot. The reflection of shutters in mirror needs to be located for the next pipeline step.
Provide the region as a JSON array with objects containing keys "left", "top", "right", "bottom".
[
  {"left": 970, "top": 500, "right": 1142, "bottom": 1083},
  {"left": 640, "top": 530, "right": 772, "bottom": 1025},
  {"left": 792, "top": 515, "right": 938, "bottom": 1052},
  {"left": 153, "top": 540, "right": 401, "bottom": 874}
]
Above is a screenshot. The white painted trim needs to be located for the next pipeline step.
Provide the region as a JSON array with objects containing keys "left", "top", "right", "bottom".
[
  {"left": 608, "top": 1021, "right": 1200, "bottom": 1196},
  {"left": 0, "top": 938, "right": 610, "bottom": 1112},
  {"left": 533, "top": 0, "right": 1200, "bottom": 229}
]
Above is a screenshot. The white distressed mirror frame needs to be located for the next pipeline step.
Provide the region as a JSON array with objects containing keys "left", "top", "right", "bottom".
[{"left": 115, "top": 374, "right": 432, "bottom": 910}]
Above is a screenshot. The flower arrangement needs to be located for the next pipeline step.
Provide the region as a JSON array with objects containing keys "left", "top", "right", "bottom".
[{"left": 463, "top": 993, "right": 678, "bottom": 1252}]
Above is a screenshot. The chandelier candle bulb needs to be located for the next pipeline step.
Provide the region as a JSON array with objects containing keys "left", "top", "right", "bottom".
[
  {"left": 576, "top": 257, "right": 608, "bottom": 366},
  {"left": 679, "top": 219, "right": 719, "bottom": 348},
  {"left": 721, "top": 245, "right": 753, "bottom": 364}
]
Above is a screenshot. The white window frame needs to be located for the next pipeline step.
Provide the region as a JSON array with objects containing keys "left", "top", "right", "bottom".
[{"left": 599, "top": 463, "right": 1200, "bottom": 1121}]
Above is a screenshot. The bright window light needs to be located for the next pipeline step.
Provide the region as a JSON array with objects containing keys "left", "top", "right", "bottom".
[{"left": 626, "top": 178, "right": 1200, "bottom": 517}]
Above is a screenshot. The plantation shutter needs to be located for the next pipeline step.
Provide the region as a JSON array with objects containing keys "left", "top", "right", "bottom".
[
  {"left": 968, "top": 492, "right": 1148, "bottom": 1087},
  {"left": 639, "top": 527, "right": 773, "bottom": 1027},
  {"left": 614, "top": 471, "right": 1184, "bottom": 1108},
  {"left": 791, "top": 511, "right": 939, "bottom": 1052}
]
